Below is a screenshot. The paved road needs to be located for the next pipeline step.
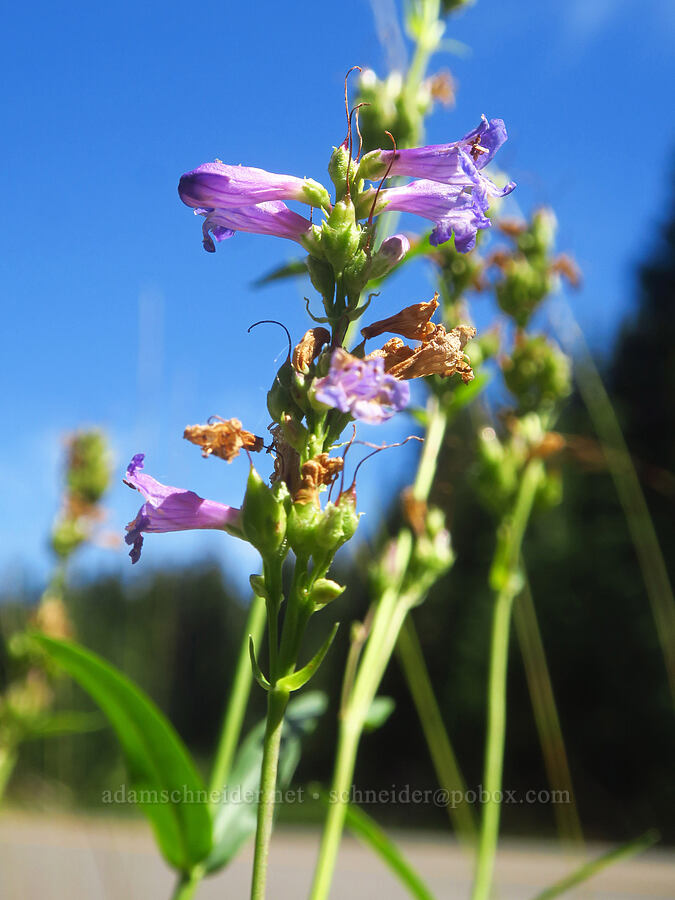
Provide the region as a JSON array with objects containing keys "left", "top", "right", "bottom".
[{"left": 0, "top": 813, "right": 672, "bottom": 899}]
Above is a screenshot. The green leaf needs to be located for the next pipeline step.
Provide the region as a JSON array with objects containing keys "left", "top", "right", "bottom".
[
  {"left": 530, "top": 830, "right": 659, "bottom": 899},
  {"left": 363, "top": 696, "right": 396, "bottom": 732},
  {"left": 277, "top": 623, "right": 339, "bottom": 692},
  {"left": 342, "top": 801, "right": 436, "bottom": 900},
  {"left": 253, "top": 258, "right": 308, "bottom": 287},
  {"left": 205, "top": 691, "right": 327, "bottom": 873},
  {"left": 32, "top": 634, "right": 213, "bottom": 874}
]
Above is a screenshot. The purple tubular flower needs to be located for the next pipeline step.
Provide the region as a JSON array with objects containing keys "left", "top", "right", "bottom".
[
  {"left": 376, "top": 117, "right": 510, "bottom": 182},
  {"left": 123, "top": 454, "right": 240, "bottom": 563},
  {"left": 313, "top": 349, "right": 410, "bottom": 424},
  {"left": 377, "top": 179, "right": 493, "bottom": 252},
  {"left": 179, "top": 161, "right": 329, "bottom": 210},
  {"left": 195, "top": 201, "right": 314, "bottom": 252},
  {"left": 362, "top": 115, "right": 515, "bottom": 252}
]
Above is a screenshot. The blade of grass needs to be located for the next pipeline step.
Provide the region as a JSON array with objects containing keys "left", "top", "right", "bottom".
[
  {"left": 556, "top": 307, "right": 675, "bottom": 705},
  {"left": 530, "top": 830, "right": 659, "bottom": 900},
  {"left": 513, "top": 572, "right": 584, "bottom": 848},
  {"left": 341, "top": 800, "right": 437, "bottom": 900},
  {"left": 396, "top": 616, "right": 477, "bottom": 847}
]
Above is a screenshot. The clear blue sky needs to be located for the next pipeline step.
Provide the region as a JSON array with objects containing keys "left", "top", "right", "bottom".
[{"left": 2, "top": 0, "right": 674, "bottom": 593}]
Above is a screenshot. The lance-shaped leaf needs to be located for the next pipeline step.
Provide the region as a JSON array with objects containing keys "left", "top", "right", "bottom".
[
  {"left": 32, "top": 634, "right": 213, "bottom": 874},
  {"left": 205, "top": 691, "right": 327, "bottom": 873},
  {"left": 277, "top": 623, "right": 339, "bottom": 692}
]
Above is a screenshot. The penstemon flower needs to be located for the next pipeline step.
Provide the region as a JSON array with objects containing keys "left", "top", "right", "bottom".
[
  {"left": 312, "top": 349, "right": 410, "bottom": 424},
  {"left": 123, "top": 454, "right": 241, "bottom": 563},
  {"left": 192, "top": 201, "right": 315, "bottom": 253},
  {"left": 179, "top": 161, "right": 331, "bottom": 210}
]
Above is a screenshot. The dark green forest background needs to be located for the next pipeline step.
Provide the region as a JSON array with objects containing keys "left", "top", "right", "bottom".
[{"left": 2, "top": 180, "right": 674, "bottom": 845}]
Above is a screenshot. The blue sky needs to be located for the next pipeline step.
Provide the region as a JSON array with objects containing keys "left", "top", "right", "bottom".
[{"left": 2, "top": 0, "right": 674, "bottom": 594}]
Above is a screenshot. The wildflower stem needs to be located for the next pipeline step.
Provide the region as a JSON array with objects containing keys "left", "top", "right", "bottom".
[
  {"left": 250, "top": 685, "right": 290, "bottom": 900},
  {"left": 471, "top": 457, "right": 544, "bottom": 900},
  {"left": 250, "top": 554, "right": 311, "bottom": 899},
  {"left": 170, "top": 868, "right": 203, "bottom": 900}
]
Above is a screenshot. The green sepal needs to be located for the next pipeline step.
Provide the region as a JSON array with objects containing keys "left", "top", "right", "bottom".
[
  {"left": 248, "top": 636, "right": 270, "bottom": 691},
  {"left": 277, "top": 623, "right": 339, "bottom": 692}
]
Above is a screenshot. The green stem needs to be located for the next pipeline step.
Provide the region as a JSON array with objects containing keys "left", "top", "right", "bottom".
[
  {"left": 209, "top": 592, "right": 267, "bottom": 796},
  {"left": 250, "top": 687, "right": 290, "bottom": 900},
  {"left": 249, "top": 554, "right": 311, "bottom": 899},
  {"left": 0, "top": 743, "right": 18, "bottom": 803},
  {"left": 471, "top": 459, "right": 544, "bottom": 900},
  {"left": 170, "top": 868, "right": 203, "bottom": 900},
  {"left": 412, "top": 397, "right": 447, "bottom": 501},
  {"left": 396, "top": 617, "right": 478, "bottom": 845}
]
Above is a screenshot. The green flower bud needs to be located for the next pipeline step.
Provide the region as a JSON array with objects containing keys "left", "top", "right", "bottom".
[
  {"left": 518, "top": 208, "right": 557, "bottom": 261},
  {"left": 474, "top": 427, "right": 520, "bottom": 517},
  {"left": 319, "top": 201, "right": 363, "bottom": 274},
  {"left": 287, "top": 501, "right": 322, "bottom": 556},
  {"left": 309, "top": 578, "right": 345, "bottom": 610},
  {"left": 51, "top": 518, "right": 87, "bottom": 559},
  {"left": 316, "top": 494, "right": 360, "bottom": 552},
  {"left": 66, "top": 430, "right": 111, "bottom": 505},
  {"left": 495, "top": 257, "right": 553, "bottom": 328},
  {"left": 441, "top": 0, "right": 475, "bottom": 13},
  {"left": 328, "top": 143, "right": 352, "bottom": 201},
  {"left": 300, "top": 178, "right": 332, "bottom": 210},
  {"left": 536, "top": 469, "right": 563, "bottom": 510},
  {"left": 503, "top": 334, "right": 571, "bottom": 413},
  {"left": 241, "top": 467, "right": 289, "bottom": 557},
  {"left": 267, "top": 359, "right": 304, "bottom": 423},
  {"left": 343, "top": 249, "right": 370, "bottom": 306}
]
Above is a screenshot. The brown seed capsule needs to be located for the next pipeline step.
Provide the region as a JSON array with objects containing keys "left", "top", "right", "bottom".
[
  {"left": 292, "top": 327, "right": 331, "bottom": 373},
  {"left": 184, "top": 418, "right": 264, "bottom": 462},
  {"left": 361, "top": 294, "right": 439, "bottom": 342}
]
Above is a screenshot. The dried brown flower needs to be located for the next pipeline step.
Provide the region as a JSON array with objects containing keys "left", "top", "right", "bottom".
[
  {"left": 292, "top": 327, "right": 331, "bottom": 373},
  {"left": 402, "top": 488, "right": 427, "bottom": 537},
  {"left": 551, "top": 254, "right": 582, "bottom": 288},
  {"left": 428, "top": 70, "right": 456, "bottom": 107},
  {"left": 361, "top": 294, "right": 439, "bottom": 342},
  {"left": 373, "top": 324, "right": 476, "bottom": 382},
  {"left": 295, "top": 453, "right": 344, "bottom": 505},
  {"left": 184, "top": 418, "right": 264, "bottom": 462}
]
